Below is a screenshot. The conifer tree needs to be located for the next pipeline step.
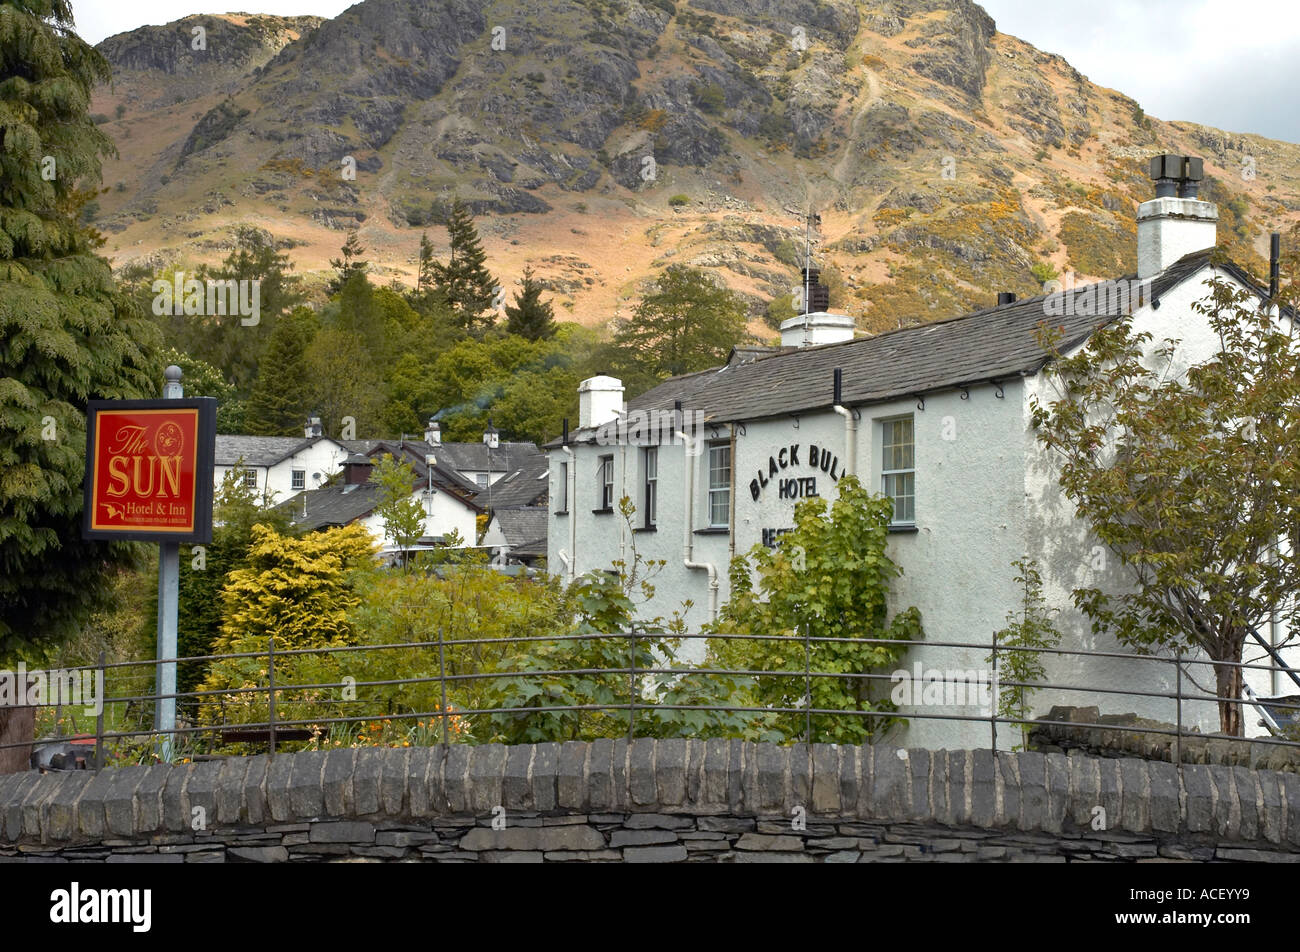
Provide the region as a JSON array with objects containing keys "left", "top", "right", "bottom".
[
  {"left": 0, "top": 1, "right": 162, "bottom": 677},
  {"left": 245, "top": 308, "right": 318, "bottom": 435},
  {"left": 504, "top": 267, "right": 557, "bottom": 340},
  {"left": 416, "top": 232, "right": 435, "bottom": 295},
  {"left": 432, "top": 199, "right": 496, "bottom": 335},
  {"left": 328, "top": 229, "right": 368, "bottom": 295}
]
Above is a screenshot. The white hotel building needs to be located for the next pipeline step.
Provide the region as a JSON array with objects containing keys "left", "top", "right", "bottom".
[{"left": 546, "top": 156, "right": 1298, "bottom": 748}]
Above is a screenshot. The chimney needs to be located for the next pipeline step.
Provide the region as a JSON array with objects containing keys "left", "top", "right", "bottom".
[
  {"left": 424, "top": 417, "right": 441, "bottom": 445},
  {"left": 342, "top": 453, "right": 373, "bottom": 486},
  {"left": 780, "top": 311, "right": 856, "bottom": 348},
  {"left": 997, "top": 292, "right": 1017, "bottom": 306},
  {"left": 1137, "top": 153, "right": 1218, "bottom": 279},
  {"left": 578, "top": 375, "right": 625, "bottom": 428},
  {"left": 305, "top": 414, "right": 322, "bottom": 439}
]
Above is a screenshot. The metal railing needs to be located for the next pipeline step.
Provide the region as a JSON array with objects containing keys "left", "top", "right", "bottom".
[{"left": 4, "top": 629, "right": 1300, "bottom": 768}]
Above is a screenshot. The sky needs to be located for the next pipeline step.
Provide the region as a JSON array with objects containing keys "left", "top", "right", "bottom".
[{"left": 71, "top": 0, "right": 1300, "bottom": 144}]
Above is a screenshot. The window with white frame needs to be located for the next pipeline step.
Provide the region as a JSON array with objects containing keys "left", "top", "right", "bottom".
[
  {"left": 291, "top": 470, "right": 305, "bottom": 491},
  {"left": 881, "top": 416, "right": 915, "bottom": 524},
  {"left": 707, "top": 442, "right": 731, "bottom": 528},
  {"left": 598, "top": 455, "right": 614, "bottom": 510},
  {"left": 643, "top": 447, "right": 658, "bottom": 527},
  {"left": 557, "top": 461, "right": 569, "bottom": 512},
  {"left": 475, "top": 473, "right": 489, "bottom": 489},
  {"left": 242, "top": 469, "right": 257, "bottom": 490}
]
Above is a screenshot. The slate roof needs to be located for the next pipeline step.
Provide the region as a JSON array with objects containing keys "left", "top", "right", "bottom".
[
  {"left": 489, "top": 506, "right": 548, "bottom": 559},
  {"left": 215, "top": 435, "right": 325, "bottom": 467},
  {"left": 546, "top": 249, "right": 1263, "bottom": 446},
  {"left": 362, "top": 440, "right": 485, "bottom": 502},
  {"left": 423, "top": 441, "right": 545, "bottom": 474},
  {"left": 279, "top": 482, "right": 384, "bottom": 531},
  {"left": 477, "top": 456, "right": 550, "bottom": 509}
]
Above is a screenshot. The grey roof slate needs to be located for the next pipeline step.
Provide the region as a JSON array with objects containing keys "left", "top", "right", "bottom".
[
  {"left": 215, "top": 435, "right": 321, "bottom": 467},
  {"left": 279, "top": 482, "right": 384, "bottom": 530},
  {"left": 546, "top": 249, "right": 1261, "bottom": 446},
  {"left": 477, "top": 456, "right": 550, "bottom": 509},
  {"left": 490, "top": 506, "right": 548, "bottom": 558}
]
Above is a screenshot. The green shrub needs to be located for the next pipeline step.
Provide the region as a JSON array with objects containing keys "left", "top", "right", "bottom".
[{"left": 668, "top": 194, "right": 690, "bottom": 207}]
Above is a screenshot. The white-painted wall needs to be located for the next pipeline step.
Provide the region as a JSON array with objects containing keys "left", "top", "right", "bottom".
[
  {"left": 549, "top": 262, "right": 1299, "bottom": 748},
  {"left": 215, "top": 439, "right": 351, "bottom": 505}
]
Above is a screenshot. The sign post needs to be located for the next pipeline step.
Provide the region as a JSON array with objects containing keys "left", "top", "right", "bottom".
[
  {"left": 82, "top": 366, "right": 216, "bottom": 764},
  {"left": 156, "top": 366, "right": 183, "bottom": 761}
]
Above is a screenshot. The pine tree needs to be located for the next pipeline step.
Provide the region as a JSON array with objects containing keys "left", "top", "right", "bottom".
[
  {"left": 245, "top": 308, "right": 318, "bottom": 435},
  {"left": 504, "top": 267, "right": 557, "bottom": 340},
  {"left": 432, "top": 199, "right": 496, "bottom": 335},
  {"left": 328, "top": 230, "right": 368, "bottom": 295},
  {"left": 0, "top": 0, "right": 163, "bottom": 757},
  {"left": 416, "top": 232, "right": 435, "bottom": 295},
  {"left": 196, "top": 226, "right": 303, "bottom": 394}
]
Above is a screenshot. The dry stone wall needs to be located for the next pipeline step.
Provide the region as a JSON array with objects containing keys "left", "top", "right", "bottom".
[{"left": 2, "top": 740, "right": 1299, "bottom": 862}]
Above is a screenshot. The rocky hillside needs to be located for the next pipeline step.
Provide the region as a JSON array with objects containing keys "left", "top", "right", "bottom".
[{"left": 88, "top": 0, "right": 1300, "bottom": 334}]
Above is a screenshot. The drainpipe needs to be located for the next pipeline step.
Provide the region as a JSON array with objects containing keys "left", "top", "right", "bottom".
[
  {"left": 675, "top": 417, "right": 718, "bottom": 624},
  {"left": 558, "top": 419, "right": 577, "bottom": 583},
  {"left": 831, "top": 368, "right": 857, "bottom": 477}
]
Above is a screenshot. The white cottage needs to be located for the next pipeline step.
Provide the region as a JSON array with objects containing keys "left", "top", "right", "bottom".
[{"left": 546, "top": 155, "right": 1297, "bottom": 747}]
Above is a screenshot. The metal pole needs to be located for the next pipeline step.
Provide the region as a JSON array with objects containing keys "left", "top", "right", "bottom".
[
  {"left": 95, "top": 651, "right": 105, "bottom": 770},
  {"left": 628, "top": 627, "right": 637, "bottom": 741},
  {"left": 1175, "top": 650, "right": 1183, "bottom": 768},
  {"left": 267, "top": 636, "right": 276, "bottom": 760},
  {"left": 156, "top": 364, "right": 183, "bottom": 762},
  {"left": 437, "top": 626, "right": 448, "bottom": 749},
  {"left": 990, "top": 640, "right": 998, "bottom": 755},
  {"left": 804, "top": 621, "right": 812, "bottom": 745}
]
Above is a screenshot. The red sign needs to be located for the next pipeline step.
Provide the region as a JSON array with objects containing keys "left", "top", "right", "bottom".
[{"left": 83, "top": 399, "right": 216, "bottom": 543}]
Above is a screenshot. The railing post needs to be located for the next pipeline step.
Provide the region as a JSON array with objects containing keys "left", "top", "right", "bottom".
[
  {"left": 1175, "top": 649, "right": 1183, "bottom": 768},
  {"left": 95, "top": 651, "right": 105, "bottom": 770},
  {"left": 627, "top": 627, "right": 637, "bottom": 741},
  {"left": 990, "top": 638, "right": 998, "bottom": 755},
  {"left": 267, "top": 636, "right": 276, "bottom": 760},
  {"left": 437, "top": 626, "right": 449, "bottom": 750},
  {"left": 804, "top": 621, "right": 812, "bottom": 745}
]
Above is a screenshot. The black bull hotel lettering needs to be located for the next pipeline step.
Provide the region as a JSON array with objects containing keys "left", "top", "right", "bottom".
[{"left": 749, "top": 443, "right": 842, "bottom": 502}]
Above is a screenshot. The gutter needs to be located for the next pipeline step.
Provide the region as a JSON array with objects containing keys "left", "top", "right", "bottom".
[{"left": 675, "top": 421, "right": 719, "bottom": 624}]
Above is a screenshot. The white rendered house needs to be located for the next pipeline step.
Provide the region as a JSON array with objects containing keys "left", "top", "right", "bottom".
[{"left": 547, "top": 155, "right": 1297, "bottom": 747}]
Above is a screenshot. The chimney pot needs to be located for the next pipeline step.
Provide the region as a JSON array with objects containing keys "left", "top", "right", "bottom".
[{"left": 1138, "top": 153, "right": 1218, "bottom": 279}]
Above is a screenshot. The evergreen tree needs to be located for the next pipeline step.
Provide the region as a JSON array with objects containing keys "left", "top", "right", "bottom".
[
  {"left": 611, "top": 264, "right": 749, "bottom": 387},
  {"left": 245, "top": 308, "right": 318, "bottom": 435},
  {"left": 0, "top": 1, "right": 163, "bottom": 667},
  {"left": 504, "top": 267, "right": 557, "bottom": 340},
  {"left": 328, "top": 230, "right": 368, "bottom": 295},
  {"left": 196, "top": 226, "right": 304, "bottom": 394},
  {"left": 432, "top": 199, "right": 496, "bottom": 335},
  {"left": 416, "top": 232, "right": 435, "bottom": 295}
]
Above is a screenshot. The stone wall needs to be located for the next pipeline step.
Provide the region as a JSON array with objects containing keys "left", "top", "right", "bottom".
[
  {"left": 3, "top": 740, "right": 1300, "bottom": 862},
  {"left": 1030, "top": 706, "right": 1300, "bottom": 772}
]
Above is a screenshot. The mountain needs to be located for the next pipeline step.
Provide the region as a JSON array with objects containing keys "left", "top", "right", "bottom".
[{"left": 87, "top": 0, "right": 1300, "bottom": 335}]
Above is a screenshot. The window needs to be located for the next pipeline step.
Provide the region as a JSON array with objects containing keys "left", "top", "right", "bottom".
[
  {"left": 291, "top": 470, "right": 305, "bottom": 491},
  {"left": 242, "top": 469, "right": 257, "bottom": 490},
  {"left": 707, "top": 443, "right": 731, "bottom": 528},
  {"left": 881, "top": 417, "right": 915, "bottom": 524},
  {"left": 643, "top": 447, "right": 658, "bottom": 527},
  {"left": 475, "top": 473, "right": 489, "bottom": 489},
  {"left": 557, "top": 461, "right": 569, "bottom": 512},
  {"left": 598, "top": 455, "right": 614, "bottom": 511}
]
